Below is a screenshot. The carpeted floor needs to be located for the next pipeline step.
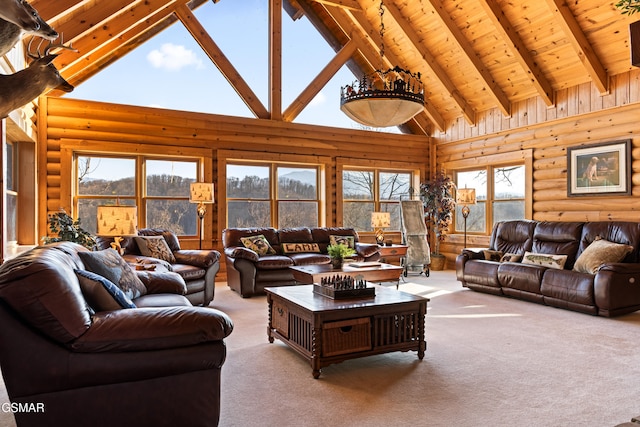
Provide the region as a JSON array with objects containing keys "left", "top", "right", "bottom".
[{"left": 1, "top": 270, "right": 639, "bottom": 426}]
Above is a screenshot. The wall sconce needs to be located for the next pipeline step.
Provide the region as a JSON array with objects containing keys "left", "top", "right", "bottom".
[
  {"left": 371, "top": 211, "right": 391, "bottom": 246},
  {"left": 96, "top": 205, "right": 138, "bottom": 255},
  {"left": 190, "top": 182, "right": 215, "bottom": 250},
  {"left": 456, "top": 188, "right": 476, "bottom": 249}
]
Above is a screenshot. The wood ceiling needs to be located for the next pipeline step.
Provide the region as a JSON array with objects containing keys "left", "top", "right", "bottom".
[{"left": 25, "top": 0, "right": 639, "bottom": 136}]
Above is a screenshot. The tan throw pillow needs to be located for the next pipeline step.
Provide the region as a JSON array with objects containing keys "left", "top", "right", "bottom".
[
  {"left": 573, "top": 238, "right": 634, "bottom": 274},
  {"left": 135, "top": 236, "right": 176, "bottom": 264},
  {"left": 483, "top": 250, "right": 503, "bottom": 261},
  {"left": 240, "top": 235, "right": 276, "bottom": 256},
  {"left": 521, "top": 251, "right": 568, "bottom": 270},
  {"left": 500, "top": 253, "right": 522, "bottom": 263},
  {"left": 282, "top": 243, "right": 321, "bottom": 254}
]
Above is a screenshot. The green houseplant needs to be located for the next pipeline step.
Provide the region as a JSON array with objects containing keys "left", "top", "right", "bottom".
[
  {"left": 327, "top": 243, "right": 355, "bottom": 269},
  {"left": 419, "top": 171, "right": 455, "bottom": 270},
  {"left": 43, "top": 210, "right": 97, "bottom": 250}
]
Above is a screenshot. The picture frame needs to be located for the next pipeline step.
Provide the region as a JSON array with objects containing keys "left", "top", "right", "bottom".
[{"left": 567, "top": 139, "right": 631, "bottom": 197}]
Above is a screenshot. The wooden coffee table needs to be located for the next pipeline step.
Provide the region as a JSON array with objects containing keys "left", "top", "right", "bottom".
[
  {"left": 266, "top": 284, "right": 428, "bottom": 378},
  {"left": 290, "top": 263, "right": 403, "bottom": 287}
]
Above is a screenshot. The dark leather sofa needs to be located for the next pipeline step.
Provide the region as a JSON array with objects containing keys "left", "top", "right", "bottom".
[
  {"left": 456, "top": 220, "right": 640, "bottom": 317},
  {"left": 0, "top": 242, "right": 233, "bottom": 427},
  {"left": 222, "top": 227, "right": 380, "bottom": 298},
  {"left": 97, "top": 228, "right": 220, "bottom": 306}
]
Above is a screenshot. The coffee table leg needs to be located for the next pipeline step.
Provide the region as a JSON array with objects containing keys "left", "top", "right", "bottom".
[
  {"left": 311, "top": 325, "right": 322, "bottom": 378},
  {"left": 267, "top": 294, "right": 274, "bottom": 343},
  {"left": 418, "top": 302, "right": 426, "bottom": 359}
]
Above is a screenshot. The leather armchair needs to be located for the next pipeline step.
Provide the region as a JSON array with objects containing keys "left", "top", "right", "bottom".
[{"left": 0, "top": 242, "right": 233, "bottom": 427}]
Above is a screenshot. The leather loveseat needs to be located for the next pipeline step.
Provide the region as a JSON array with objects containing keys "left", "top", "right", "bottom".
[
  {"left": 456, "top": 220, "right": 640, "bottom": 317},
  {"left": 222, "top": 227, "right": 380, "bottom": 297},
  {"left": 0, "top": 242, "right": 233, "bottom": 427},
  {"left": 97, "top": 228, "right": 220, "bottom": 306}
]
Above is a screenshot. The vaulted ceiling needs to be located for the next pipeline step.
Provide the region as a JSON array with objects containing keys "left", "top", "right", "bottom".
[{"left": 26, "top": 0, "right": 639, "bottom": 136}]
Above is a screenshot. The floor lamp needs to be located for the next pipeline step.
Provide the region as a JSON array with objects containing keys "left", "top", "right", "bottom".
[
  {"left": 190, "top": 182, "right": 215, "bottom": 250},
  {"left": 456, "top": 188, "right": 476, "bottom": 250}
]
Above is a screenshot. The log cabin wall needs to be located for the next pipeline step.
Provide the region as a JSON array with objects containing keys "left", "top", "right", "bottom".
[
  {"left": 435, "top": 68, "right": 640, "bottom": 267},
  {"left": 40, "top": 96, "right": 430, "bottom": 258}
]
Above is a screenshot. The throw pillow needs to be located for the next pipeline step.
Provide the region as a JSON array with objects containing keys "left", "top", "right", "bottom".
[
  {"left": 78, "top": 248, "right": 147, "bottom": 299},
  {"left": 282, "top": 242, "right": 321, "bottom": 254},
  {"left": 135, "top": 235, "right": 176, "bottom": 264},
  {"left": 521, "top": 251, "right": 568, "bottom": 270},
  {"left": 75, "top": 269, "right": 137, "bottom": 311},
  {"left": 500, "top": 253, "right": 523, "bottom": 263},
  {"left": 329, "top": 235, "right": 355, "bottom": 249},
  {"left": 483, "top": 250, "right": 503, "bottom": 261},
  {"left": 240, "top": 234, "right": 276, "bottom": 256},
  {"left": 573, "top": 238, "right": 634, "bottom": 274}
]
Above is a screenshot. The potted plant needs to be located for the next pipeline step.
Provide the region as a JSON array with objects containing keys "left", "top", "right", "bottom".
[
  {"left": 42, "top": 210, "right": 97, "bottom": 250},
  {"left": 327, "top": 243, "right": 355, "bottom": 269},
  {"left": 419, "top": 171, "right": 455, "bottom": 270}
]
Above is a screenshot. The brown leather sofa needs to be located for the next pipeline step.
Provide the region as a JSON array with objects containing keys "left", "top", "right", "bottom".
[
  {"left": 456, "top": 220, "right": 640, "bottom": 317},
  {"left": 222, "top": 227, "right": 380, "bottom": 298},
  {"left": 0, "top": 242, "right": 233, "bottom": 427},
  {"left": 97, "top": 228, "right": 220, "bottom": 306}
]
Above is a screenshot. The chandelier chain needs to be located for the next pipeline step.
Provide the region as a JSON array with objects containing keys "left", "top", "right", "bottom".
[{"left": 379, "top": 0, "right": 385, "bottom": 61}]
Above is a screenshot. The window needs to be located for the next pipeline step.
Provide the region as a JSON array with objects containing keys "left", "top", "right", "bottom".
[
  {"left": 455, "top": 164, "right": 526, "bottom": 233},
  {"left": 226, "top": 163, "right": 320, "bottom": 228},
  {"left": 76, "top": 155, "right": 199, "bottom": 235},
  {"left": 5, "top": 142, "right": 16, "bottom": 243},
  {"left": 342, "top": 169, "right": 412, "bottom": 231}
]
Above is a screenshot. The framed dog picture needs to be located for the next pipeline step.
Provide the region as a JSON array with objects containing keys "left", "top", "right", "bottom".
[{"left": 567, "top": 140, "right": 631, "bottom": 197}]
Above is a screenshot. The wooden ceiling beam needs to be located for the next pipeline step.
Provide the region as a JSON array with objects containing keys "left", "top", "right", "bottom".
[
  {"left": 339, "top": 7, "right": 445, "bottom": 132},
  {"left": 308, "top": 0, "right": 361, "bottom": 11},
  {"left": 427, "top": 0, "right": 511, "bottom": 117},
  {"left": 544, "top": 0, "right": 609, "bottom": 95},
  {"left": 283, "top": 39, "right": 356, "bottom": 122},
  {"left": 270, "top": 0, "right": 283, "bottom": 121},
  {"left": 175, "top": 4, "right": 270, "bottom": 119},
  {"left": 46, "top": 0, "right": 138, "bottom": 40},
  {"left": 385, "top": 2, "right": 476, "bottom": 126},
  {"left": 29, "top": 0, "right": 87, "bottom": 23},
  {"left": 480, "top": 0, "right": 555, "bottom": 107}
]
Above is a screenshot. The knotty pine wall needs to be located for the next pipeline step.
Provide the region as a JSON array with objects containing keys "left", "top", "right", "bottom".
[{"left": 436, "top": 68, "right": 640, "bottom": 268}]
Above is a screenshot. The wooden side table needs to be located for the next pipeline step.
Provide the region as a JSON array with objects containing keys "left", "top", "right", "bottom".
[{"left": 377, "top": 244, "right": 408, "bottom": 265}]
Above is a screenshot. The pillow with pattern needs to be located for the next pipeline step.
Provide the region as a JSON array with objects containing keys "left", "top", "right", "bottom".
[
  {"left": 135, "top": 235, "right": 176, "bottom": 264},
  {"left": 329, "top": 235, "right": 355, "bottom": 249},
  {"left": 78, "top": 248, "right": 147, "bottom": 299},
  {"left": 483, "top": 250, "right": 503, "bottom": 261},
  {"left": 240, "top": 234, "right": 276, "bottom": 256},
  {"left": 282, "top": 243, "right": 321, "bottom": 254},
  {"left": 500, "top": 253, "right": 522, "bottom": 263},
  {"left": 521, "top": 251, "right": 567, "bottom": 270},
  {"left": 573, "top": 238, "right": 633, "bottom": 274},
  {"left": 75, "top": 269, "right": 136, "bottom": 311}
]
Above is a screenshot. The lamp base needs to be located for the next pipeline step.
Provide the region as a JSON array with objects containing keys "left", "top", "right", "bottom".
[{"left": 375, "top": 229, "right": 385, "bottom": 246}]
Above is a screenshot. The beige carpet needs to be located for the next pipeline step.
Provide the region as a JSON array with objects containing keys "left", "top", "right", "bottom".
[{"left": 1, "top": 270, "right": 639, "bottom": 426}]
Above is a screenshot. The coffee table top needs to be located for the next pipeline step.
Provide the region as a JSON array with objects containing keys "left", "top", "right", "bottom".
[
  {"left": 265, "top": 284, "right": 428, "bottom": 312},
  {"left": 291, "top": 263, "right": 402, "bottom": 275}
]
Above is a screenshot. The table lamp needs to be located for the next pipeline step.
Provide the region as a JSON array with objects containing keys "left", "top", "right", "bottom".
[
  {"left": 456, "top": 188, "right": 476, "bottom": 249},
  {"left": 371, "top": 211, "right": 391, "bottom": 246},
  {"left": 190, "top": 182, "right": 215, "bottom": 250},
  {"left": 96, "top": 205, "right": 138, "bottom": 255}
]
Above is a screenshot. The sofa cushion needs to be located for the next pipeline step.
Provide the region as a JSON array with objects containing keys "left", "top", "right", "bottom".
[
  {"left": 254, "top": 255, "right": 294, "bottom": 269},
  {"left": 500, "top": 253, "right": 522, "bottom": 263},
  {"left": 78, "top": 248, "right": 147, "bottom": 299},
  {"left": 521, "top": 251, "right": 567, "bottom": 270},
  {"left": 172, "top": 264, "right": 206, "bottom": 281},
  {"left": 573, "top": 238, "right": 634, "bottom": 274},
  {"left": 241, "top": 235, "right": 276, "bottom": 256},
  {"left": 483, "top": 250, "right": 503, "bottom": 261},
  {"left": 288, "top": 253, "right": 331, "bottom": 266},
  {"left": 75, "top": 269, "right": 136, "bottom": 311},
  {"left": 135, "top": 236, "right": 176, "bottom": 264},
  {"left": 282, "top": 242, "right": 321, "bottom": 254}
]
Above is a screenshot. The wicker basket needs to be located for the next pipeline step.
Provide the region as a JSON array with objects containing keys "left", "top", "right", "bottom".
[{"left": 322, "top": 317, "right": 371, "bottom": 357}]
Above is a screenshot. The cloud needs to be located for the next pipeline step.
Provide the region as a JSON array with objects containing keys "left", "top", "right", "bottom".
[
  {"left": 309, "top": 91, "right": 326, "bottom": 107},
  {"left": 147, "top": 43, "right": 204, "bottom": 71}
]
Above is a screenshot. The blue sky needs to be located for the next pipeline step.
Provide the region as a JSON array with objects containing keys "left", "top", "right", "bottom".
[{"left": 67, "top": 1, "right": 395, "bottom": 132}]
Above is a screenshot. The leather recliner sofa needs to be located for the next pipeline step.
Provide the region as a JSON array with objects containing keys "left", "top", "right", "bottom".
[
  {"left": 456, "top": 220, "right": 640, "bottom": 317},
  {"left": 0, "top": 242, "right": 233, "bottom": 427},
  {"left": 97, "top": 228, "right": 220, "bottom": 306},
  {"left": 222, "top": 227, "right": 380, "bottom": 298}
]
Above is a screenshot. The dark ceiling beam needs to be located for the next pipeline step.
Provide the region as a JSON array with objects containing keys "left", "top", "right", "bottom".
[
  {"left": 385, "top": 2, "right": 476, "bottom": 126},
  {"left": 427, "top": 0, "right": 511, "bottom": 118},
  {"left": 544, "top": 0, "right": 609, "bottom": 95},
  {"left": 480, "top": 0, "right": 555, "bottom": 107}
]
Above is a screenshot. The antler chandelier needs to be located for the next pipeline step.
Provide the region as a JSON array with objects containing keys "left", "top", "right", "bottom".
[{"left": 340, "top": 0, "right": 425, "bottom": 128}]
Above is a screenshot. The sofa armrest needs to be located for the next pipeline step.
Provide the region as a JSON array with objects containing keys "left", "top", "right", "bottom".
[
  {"left": 136, "top": 271, "right": 187, "bottom": 295},
  {"left": 174, "top": 249, "right": 220, "bottom": 268},
  {"left": 224, "top": 246, "right": 259, "bottom": 262},
  {"left": 461, "top": 248, "right": 489, "bottom": 260},
  {"left": 71, "top": 306, "right": 233, "bottom": 352},
  {"left": 594, "top": 263, "right": 640, "bottom": 316},
  {"left": 355, "top": 243, "right": 380, "bottom": 259}
]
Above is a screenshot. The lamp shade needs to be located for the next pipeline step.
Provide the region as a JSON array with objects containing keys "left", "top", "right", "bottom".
[
  {"left": 190, "top": 182, "right": 215, "bottom": 204},
  {"left": 96, "top": 205, "right": 138, "bottom": 236},
  {"left": 371, "top": 212, "right": 391, "bottom": 228},
  {"left": 456, "top": 188, "right": 477, "bottom": 205},
  {"left": 340, "top": 95, "right": 425, "bottom": 128}
]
